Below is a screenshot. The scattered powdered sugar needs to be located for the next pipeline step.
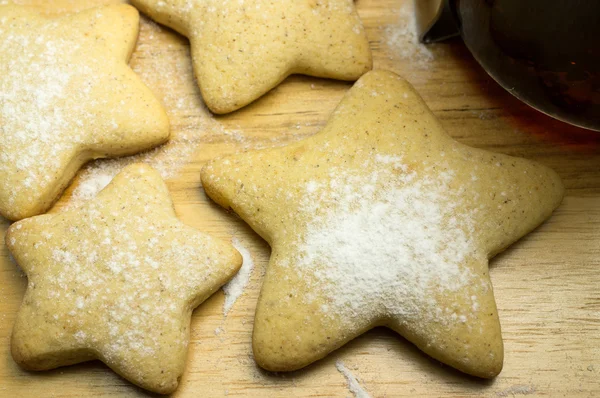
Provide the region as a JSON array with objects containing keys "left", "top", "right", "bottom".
[
  {"left": 57, "top": 13, "right": 323, "bottom": 207},
  {"left": 335, "top": 360, "right": 371, "bottom": 398},
  {"left": 383, "top": 0, "right": 434, "bottom": 69},
  {"left": 292, "top": 155, "right": 481, "bottom": 328},
  {"left": 68, "top": 18, "right": 240, "bottom": 205},
  {"left": 222, "top": 237, "right": 255, "bottom": 316},
  {"left": 496, "top": 385, "right": 536, "bottom": 397},
  {"left": 70, "top": 172, "right": 113, "bottom": 202}
]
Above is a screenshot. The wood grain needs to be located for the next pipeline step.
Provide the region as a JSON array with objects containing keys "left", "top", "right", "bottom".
[{"left": 1, "top": 0, "right": 599, "bottom": 397}]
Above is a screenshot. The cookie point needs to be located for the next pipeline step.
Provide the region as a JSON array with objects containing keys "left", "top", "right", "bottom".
[
  {"left": 112, "top": 2, "right": 140, "bottom": 20},
  {"left": 473, "top": 355, "right": 503, "bottom": 379},
  {"left": 5, "top": 221, "right": 20, "bottom": 247},
  {"left": 452, "top": 338, "right": 504, "bottom": 379},
  {"left": 117, "top": 163, "right": 161, "bottom": 181},
  {"left": 10, "top": 338, "right": 31, "bottom": 370},
  {"left": 361, "top": 69, "right": 405, "bottom": 83},
  {"left": 146, "top": 376, "right": 181, "bottom": 395},
  {"left": 10, "top": 332, "right": 53, "bottom": 371}
]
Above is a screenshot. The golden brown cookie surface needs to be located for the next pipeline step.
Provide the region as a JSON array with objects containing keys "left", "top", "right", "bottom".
[
  {"left": 130, "top": 0, "right": 372, "bottom": 114},
  {"left": 201, "top": 70, "right": 565, "bottom": 378},
  {"left": 7, "top": 163, "right": 242, "bottom": 394},
  {"left": 0, "top": 4, "right": 169, "bottom": 221}
]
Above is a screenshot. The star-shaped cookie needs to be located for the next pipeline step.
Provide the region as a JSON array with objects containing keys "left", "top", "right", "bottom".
[
  {"left": 7, "top": 163, "right": 242, "bottom": 394},
  {"left": 130, "top": 0, "right": 372, "bottom": 114},
  {"left": 0, "top": 4, "right": 170, "bottom": 221},
  {"left": 201, "top": 70, "right": 565, "bottom": 377}
]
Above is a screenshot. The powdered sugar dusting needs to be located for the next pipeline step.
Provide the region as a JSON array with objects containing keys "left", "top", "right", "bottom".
[
  {"left": 496, "top": 385, "right": 536, "bottom": 397},
  {"left": 10, "top": 165, "right": 236, "bottom": 385},
  {"left": 292, "top": 155, "right": 481, "bottom": 328},
  {"left": 0, "top": 15, "right": 97, "bottom": 206},
  {"left": 36, "top": 210, "right": 217, "bottom": 362},
  {"left": 335, "top": 360, "right": 371, "bottom": 398},
  {"left": 383, "top": 0, "right": 434, "bottom": 69},
  {"left": 223, "top": 237, "right": 255, "bottom": 316}
]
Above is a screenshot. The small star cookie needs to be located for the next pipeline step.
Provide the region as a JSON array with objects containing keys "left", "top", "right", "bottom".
[
  {"left": 0, "top": 4, "right": 170, "bottom": 221},
  {"left": 7, "top": 163, "right": 242, "bottom": 394},
  {"left": 201, "top": 70, "right": 565, "bottom": 377},
  {"left": 130, "top": 0, "right": 372, "bottom": 114}
]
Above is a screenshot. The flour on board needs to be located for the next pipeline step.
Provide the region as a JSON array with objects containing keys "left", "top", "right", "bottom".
[
  {"left": 496, "top": 385, "right": 537, "bottom": 397},
  {"left": 383, "top": 0, "right": 434, "bottom": 69},
  {"left": 335, "top": 360, "right": 371, "bottom": 398},
  {"left": 69, "top": 18, "right": 236, "bottom": 205},
  {"left": 71, "top": 172, "right": 113, "bottom": 202},
  {"left": 68, "top": 15, "right": 318, "bottom": 207},
  {"left": 223, "top": 237, "right": 255, "bottom": 316}
]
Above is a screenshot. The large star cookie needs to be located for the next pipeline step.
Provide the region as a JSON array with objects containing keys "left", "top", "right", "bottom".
[
  {"left": 0, "top": 4, "right": 170, "bottom": 221},
  {"left": 130, "top": 0, "right": 372, "bottom": 114},
  {"left": 201, "top": 70, "right": 565, "bottom": 377},
  {"left": 7, "top": 164, "right": 242, "bottom": 394}
]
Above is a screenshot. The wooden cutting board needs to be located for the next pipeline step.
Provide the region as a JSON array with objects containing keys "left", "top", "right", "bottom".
[{"left": 1, "top": 1, "right": 599, "bottom": 396}]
